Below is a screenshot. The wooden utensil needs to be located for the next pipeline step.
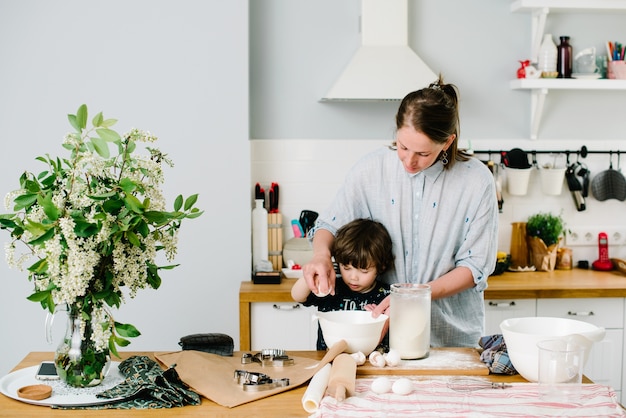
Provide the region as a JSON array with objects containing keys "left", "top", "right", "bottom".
[{"left": 326, "top": 353, "right": 356, "bottom": 401}]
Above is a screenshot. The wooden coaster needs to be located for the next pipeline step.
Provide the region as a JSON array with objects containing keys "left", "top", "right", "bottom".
[{"left": 17, "top": 384, "right": 52, "bottom": 400}]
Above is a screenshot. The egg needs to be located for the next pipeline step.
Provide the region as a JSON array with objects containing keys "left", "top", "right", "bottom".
[
  {"left": 350, "top": 351, "right": 366, "bottom": 366},
  {"left": 368, "top": 351, "right": 386, "bottom": 368},
  {"left": 384, "top": 349, "right": 401, "bottom": 367},
  {"left": 370, "top": 376, "right": 392, "bottom": 394},
  {"left": 392, "top": 378, "right": 413, "bottom": 395}
]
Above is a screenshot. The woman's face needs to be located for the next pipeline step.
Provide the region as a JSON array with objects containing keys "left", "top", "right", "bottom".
[
  {"left": 396, "top": 126, "right": 452, "bottom": 174},
  {"left": 339, "top": 264, "right": 377, "bottom": 293}
]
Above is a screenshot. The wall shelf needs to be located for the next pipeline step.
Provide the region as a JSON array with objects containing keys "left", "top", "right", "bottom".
[{"left": 510, "top": 0, "right": 626, "bottom": 139}]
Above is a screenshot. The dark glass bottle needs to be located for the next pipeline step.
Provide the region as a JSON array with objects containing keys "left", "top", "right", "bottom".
[{"left": 557, "top": 36, "right": 572, "bottom": 78}]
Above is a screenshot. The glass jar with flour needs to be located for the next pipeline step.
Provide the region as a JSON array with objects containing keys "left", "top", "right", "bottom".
[{"left": 389, "top": 283, "right": 431, "bottom": 359}]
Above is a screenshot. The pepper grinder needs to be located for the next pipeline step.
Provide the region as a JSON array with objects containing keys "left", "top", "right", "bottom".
[{"left": 557, "top": 36, "right": 572, "bottom": 78}]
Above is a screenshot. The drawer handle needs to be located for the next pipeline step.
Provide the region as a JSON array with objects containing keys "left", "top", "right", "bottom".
[
  {"left": 567, "top": 311, "right": 594, "bottom": 316},
  {"left": 488, "top": 301, "right": 516, "bottom": 307},
  {"left": 272, "top": 304, "right": 301, "bottom": 311}
]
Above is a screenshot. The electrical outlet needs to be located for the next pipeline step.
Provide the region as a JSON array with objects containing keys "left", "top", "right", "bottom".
[{"left": 565, "top": 226, "right": 626, "bottom": 247}]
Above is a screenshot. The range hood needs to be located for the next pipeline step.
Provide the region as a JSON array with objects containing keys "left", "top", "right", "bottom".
[{"left": 321, "top": 0, "right": 437, "bottom": 102}]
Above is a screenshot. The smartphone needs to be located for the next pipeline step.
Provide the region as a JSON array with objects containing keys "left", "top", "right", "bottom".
[{"left": 35, "top": 361, "right": 59, "bottom": 380}]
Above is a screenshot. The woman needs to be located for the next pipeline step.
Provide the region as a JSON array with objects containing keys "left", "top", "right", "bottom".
[{"left": 303, "top": 76, "right": 498, "bottom": 347}]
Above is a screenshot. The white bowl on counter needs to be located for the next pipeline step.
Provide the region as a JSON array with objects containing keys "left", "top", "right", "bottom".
[
  {"left": 316, "top": 310, "right": 388, "bottom": 355},
  {"left": 281, "top": 268, "right": 303, "bottom": 279},
  {"left": 500, "top": 316, "right": 605, "bottom": 382}
]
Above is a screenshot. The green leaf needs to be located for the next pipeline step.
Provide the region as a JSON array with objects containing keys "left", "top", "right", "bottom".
[
  {"left": 26, "top": 290, "right": 50, "bottom": 302},
  {"left": 92, "top": 111, "right": 103, "bottom": 127},
  {"left": 100, "top": 118, "right": 118, "bottom": 128},
  {"left": 28, "top": 228, "right": 55, "bottom": 246},
  {"left": 90, "top": 136, "right": 110, "bottom": 158},
  {"left": 143, "top": 211, "right": 172, "bottom": 225},
  {"left": 96, "top": 128, "right": 121, "bottom": 143},
  {"left": 114, "top": 322, "right": 141, "bottom": 338},
  {"left": 13, "top": 194, "right": 38, "bottom": 211},
  {"left": 74, "top": 220, "right": 99, "bottom": 237},
  {"left": 76, "top": 104, "right": 88, "bottom": 130},
  {"left": 125, "top": 230, "right": 141, "bottom": 247},
  {"left": 108, "top": 336, "right": 120, "bottom": 358},
  {"left": 186, "top": 210, "right": 204, "bottom": 219},
  {"left": 68, "top": 114, "right": 79, "bottom": 131},
  {"left": 27, "top": 258, "right": 48, "bottom": 274},
  {"left": 119, "top": 178, "right": 137, "bottom": 194},
  {"left": 173, "top": 195, "right": 183, "bottom": 212},
  {"left": 37, "top": 193, "right": 60, "bottom": 221},
  {"left": 183, "top": 194, "right": 199, "bottom": 211},
  {"left": 123, "top": 194, "right": 144, "bottom": 214}
]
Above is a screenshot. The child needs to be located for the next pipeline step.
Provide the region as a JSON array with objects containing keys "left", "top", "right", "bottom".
[{"left": 291, "top": 218, "right": 394, "bottom": 350}]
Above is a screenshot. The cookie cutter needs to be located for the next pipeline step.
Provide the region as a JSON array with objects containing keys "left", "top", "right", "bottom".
[
  {"left": 241, "top": 349, "right": 294, "bottom": 367},
  {"left": 234, "top": 369, "right": 290, "bottom": 391}
]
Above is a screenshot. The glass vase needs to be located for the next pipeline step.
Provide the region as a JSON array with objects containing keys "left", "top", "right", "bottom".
[{"left": 52, "top": 304, "right": 111, "bottom": 387}]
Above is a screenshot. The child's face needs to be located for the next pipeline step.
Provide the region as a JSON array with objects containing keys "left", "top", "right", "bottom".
[{"left": 339, "top": 263, "right": 378, "bottom": 293}]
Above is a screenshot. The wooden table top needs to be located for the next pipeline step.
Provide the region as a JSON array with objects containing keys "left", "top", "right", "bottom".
[{"left": 0, "top": 351, "right": 535, "bottom": 418}]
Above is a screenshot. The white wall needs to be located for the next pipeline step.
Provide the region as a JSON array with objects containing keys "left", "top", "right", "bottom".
[{"left": 0, "top": 0, "right": 250, "bottom": 375}]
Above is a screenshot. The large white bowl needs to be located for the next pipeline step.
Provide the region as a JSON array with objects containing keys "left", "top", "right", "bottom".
[
  {"left": 500, "top": 317, "right": 605, "bottom": 382},
  {"left": 316, "top": 310, "right": 388, "bottom": 355}
]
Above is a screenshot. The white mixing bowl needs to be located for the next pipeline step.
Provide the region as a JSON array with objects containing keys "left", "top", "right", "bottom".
[
  {"left": 500, "top": 316, "right": 605, "bottom": 382},
  {"left": 316, "top": 310, "right": 388, "bottom": 355}
]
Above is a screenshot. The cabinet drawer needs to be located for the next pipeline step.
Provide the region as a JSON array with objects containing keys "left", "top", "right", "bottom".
[
  {"left": 484, "top": 299, "right": 537, "bottom": 335},
  {"left": 537, "top": 298, "right": 624, "bottom": 329},
  {"left": 251, "top": 302, "right": 317, "bottom": 351}
]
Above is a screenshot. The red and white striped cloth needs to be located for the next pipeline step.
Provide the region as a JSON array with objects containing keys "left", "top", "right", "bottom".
[{"left": 311, "top": 378, "right": 625, "bottom": 417}]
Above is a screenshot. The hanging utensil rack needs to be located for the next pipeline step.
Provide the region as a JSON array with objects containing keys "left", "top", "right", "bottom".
[{"left": 470, "top": 146, "right": 623, "bottom": 162}]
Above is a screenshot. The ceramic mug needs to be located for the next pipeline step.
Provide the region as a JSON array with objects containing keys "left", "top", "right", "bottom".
[{"left": 608, "top": 61, "right": 626, "bottom": 80}]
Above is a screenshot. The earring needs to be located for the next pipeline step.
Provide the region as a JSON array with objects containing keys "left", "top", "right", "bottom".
[{"left": 440, "top": 150, "right": 449, "bottom": 166}]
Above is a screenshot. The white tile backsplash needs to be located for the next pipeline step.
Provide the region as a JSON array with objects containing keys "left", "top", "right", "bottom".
[{"left": 251, "top": 139, "right": 626, "bottom": 266}]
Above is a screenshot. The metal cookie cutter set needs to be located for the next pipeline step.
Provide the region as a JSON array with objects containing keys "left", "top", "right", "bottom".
[
  {"left": 241, "top": 349, "right": 295, "bottom": 367},
  {"left": 234, "top": 370, "right": 290, "bottom": 392}
]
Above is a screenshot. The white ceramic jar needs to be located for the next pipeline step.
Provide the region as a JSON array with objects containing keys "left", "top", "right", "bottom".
[{"left": 537, "top": 33, "right": 557, "bottom": 74}]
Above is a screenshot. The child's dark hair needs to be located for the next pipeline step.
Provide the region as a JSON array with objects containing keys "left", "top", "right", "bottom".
[{"left": 332, "top": 219, "right": 394, "bottom": 274}]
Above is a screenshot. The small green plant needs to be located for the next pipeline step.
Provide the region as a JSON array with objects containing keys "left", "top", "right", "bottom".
[{"left": 526, "top": 212, "right": 564, "bottom": 247}]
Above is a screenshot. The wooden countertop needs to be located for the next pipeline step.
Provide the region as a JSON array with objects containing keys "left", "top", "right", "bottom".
[
  {"left": 240, "top": 268, "right": 626, "bottom": 301},
  {"left": 0, "top": 351, "right": 535, "bottom": 417}
]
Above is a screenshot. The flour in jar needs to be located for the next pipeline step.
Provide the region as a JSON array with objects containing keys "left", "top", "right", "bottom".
[{"left": 389, "top": 289, "right": 431, "bottom": 360}]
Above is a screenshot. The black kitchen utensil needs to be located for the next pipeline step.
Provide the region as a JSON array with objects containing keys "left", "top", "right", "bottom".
[
  {"left": 591, "top": 152, "right": 626, "bottom": 202},
  {"left": 503, "top": 148, "right": 531, "bottom": 169},
  {"left": 299, "top": 210, "right": 318, "bottom": 236},
  {"left": 565, "top": 163, "right": 586, "bottom": 211}
]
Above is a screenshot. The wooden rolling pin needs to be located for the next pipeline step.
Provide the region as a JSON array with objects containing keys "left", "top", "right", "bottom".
[{"left": 326, "top": 353, "right": 356, "bottom": 401}]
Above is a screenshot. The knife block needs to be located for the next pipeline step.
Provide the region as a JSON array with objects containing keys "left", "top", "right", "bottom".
[{"left": 268, "top": 212, "right": 283, "bottom": 270}]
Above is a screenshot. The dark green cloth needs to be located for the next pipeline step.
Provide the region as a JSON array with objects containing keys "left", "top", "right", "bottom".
[{"left": 55, "top": 355, "right": 201, "bottom": 409}]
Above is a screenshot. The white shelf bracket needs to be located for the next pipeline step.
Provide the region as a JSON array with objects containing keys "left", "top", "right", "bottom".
[
  {"left": 530, "top": 7, "right": 549, "bottom": 63},
  {"left": 530, "top": 88, "right": 548, "bottom": 140}
]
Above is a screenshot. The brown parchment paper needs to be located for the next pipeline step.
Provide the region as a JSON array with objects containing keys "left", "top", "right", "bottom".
[{"left": 155, "top": 340, "right": 347, "bottom": 408}]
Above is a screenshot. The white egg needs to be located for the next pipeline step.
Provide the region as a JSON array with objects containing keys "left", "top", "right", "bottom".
[
  {"left": 370, "top": 376, "right": 392, "bottom": 394},
  {"left": 350, "top": 351, "right": 366, "bottom": 366},
  {"left": 392, "top": 378, "right": 413, "bottom": 395},
  {"left": 368, "top": 351, "right": 386, "bottom": 368},
  {"left": 384, "top": 349, "right": 401, "bottom": 367}
]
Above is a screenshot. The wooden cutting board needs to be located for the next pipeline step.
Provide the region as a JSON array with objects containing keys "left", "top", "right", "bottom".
[{"left": 357, "top": 347, "right": 489, "bottom": 376}]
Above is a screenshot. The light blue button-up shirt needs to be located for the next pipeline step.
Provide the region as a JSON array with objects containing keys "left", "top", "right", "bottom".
[{"left": 312, "top": 146, "right": 498, "bottom": 347}]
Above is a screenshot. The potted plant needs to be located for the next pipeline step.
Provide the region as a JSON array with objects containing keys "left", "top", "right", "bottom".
[{"left": 526, "top": 212, "right": 564, "bottom": 271}]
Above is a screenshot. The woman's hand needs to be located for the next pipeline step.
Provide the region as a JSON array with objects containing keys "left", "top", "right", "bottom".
[{"left": 302, "top": 253, "right": 336, "bottom": 296}]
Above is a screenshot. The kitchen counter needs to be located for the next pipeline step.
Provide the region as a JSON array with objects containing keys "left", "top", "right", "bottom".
[{"left": 239, "top": 269, "right": 626, "bottom": 351}]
